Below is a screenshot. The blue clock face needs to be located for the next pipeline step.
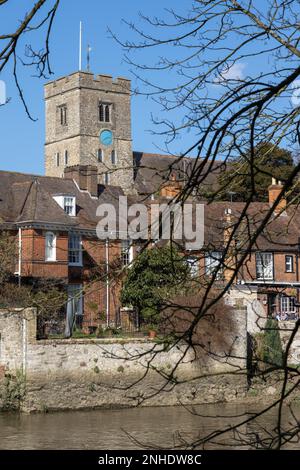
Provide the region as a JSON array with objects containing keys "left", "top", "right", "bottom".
[{"left": 100, "top": 130, "right": 113, "bottom": 146}]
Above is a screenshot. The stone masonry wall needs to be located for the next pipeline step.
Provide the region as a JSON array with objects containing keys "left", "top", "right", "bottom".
[
  {"left": 0, "top": 308, "right": 247, "bottom": 412},
  {"left": 44, "top": 72, "right": 134, "bottom": 193}
]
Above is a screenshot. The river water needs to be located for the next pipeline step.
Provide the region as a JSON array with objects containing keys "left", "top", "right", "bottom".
[{"left": 0, "top": 403, "right": 299, "bottom": 449}]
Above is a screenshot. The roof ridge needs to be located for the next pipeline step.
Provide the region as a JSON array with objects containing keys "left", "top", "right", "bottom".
[{"left": 17, "top": 180, "right": 36, "bottom": 221}]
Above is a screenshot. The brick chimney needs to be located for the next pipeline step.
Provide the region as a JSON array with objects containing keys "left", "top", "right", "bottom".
[
  {"left": 268, "top": 178, "right": 286, "bottom": 214},
  {"left": 64, "top": 165, "right": 98, "bottom": 198},
  {"left": 160, "top": 172, "right": 182, "bottom": 198}
]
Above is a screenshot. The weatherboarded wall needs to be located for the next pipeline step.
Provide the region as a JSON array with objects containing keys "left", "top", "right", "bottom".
[{"left": 0, "top": 308, "right": 247, "bottom": 412}]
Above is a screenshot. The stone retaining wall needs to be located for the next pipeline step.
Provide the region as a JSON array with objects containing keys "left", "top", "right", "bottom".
[{"left": 0, "top": 308, "right": 247, "bottom": 412}]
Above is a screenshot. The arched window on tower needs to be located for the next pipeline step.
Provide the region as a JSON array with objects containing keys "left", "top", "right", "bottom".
[
  {"left": 111, "top": 150, "right": 117, "bottom": 165},
  {"left": 59, "top": 105, "right": 67, "bottom": 125},
  {"left": 105, "top": 105, "right": 110, "bottom": 122},
  {"left": 98, "top": 149, "right": 103, "bottom": 162},
  {"left": 99, "top": 102, "right": 112, "bottom": 123},
  {"left": 99, "top": 104, "right": 104, "bottom": 122}
]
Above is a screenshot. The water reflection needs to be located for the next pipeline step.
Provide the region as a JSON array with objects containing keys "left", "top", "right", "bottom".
[{"left": 0, "top": 403, "right": 299, "bottom": 449}]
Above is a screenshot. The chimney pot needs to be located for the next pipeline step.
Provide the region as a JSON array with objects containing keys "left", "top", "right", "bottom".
[{"left": 268, "top": 179, "right": 286, "bottom": 214}]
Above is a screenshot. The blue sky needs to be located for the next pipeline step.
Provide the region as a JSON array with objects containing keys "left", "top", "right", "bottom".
[
  {"left": 0, "top": 0, "right": 181, "bottom": 175},
  {"left": 1, "top": 1, "right": 295, "bottom": 175}
]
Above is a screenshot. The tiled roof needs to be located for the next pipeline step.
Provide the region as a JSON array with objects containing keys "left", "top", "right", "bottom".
[
  {"left": 1, "top": 167, "right": 299, "bottom": 252},
  {"left": 133, "top": 151, "right": 224, "bottom": 195},
  {"left": 0, "top": 170, "right": 124, "bottom": 230}
]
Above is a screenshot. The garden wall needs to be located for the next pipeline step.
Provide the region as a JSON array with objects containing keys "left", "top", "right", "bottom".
[{"left": 0, "top": 308, "right": 247, "bottom": 412}]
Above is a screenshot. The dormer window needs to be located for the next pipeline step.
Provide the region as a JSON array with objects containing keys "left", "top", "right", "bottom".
[
  {"left": 53, "top": 194, "right": 76, "bottom": 217},
  {"left": 99, "top": 102, "right": 111, "bottom": 123},
  {"left": 64, "top": 196, "right": 76, "bottom": 216}
]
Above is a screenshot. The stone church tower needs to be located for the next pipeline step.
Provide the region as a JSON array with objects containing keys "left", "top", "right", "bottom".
[{"left": 44, "top": 71, "right": 134, "bottom": 192}]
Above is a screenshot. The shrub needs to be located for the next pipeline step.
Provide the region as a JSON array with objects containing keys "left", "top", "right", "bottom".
[
  {"left": 121, "top": 245, "right": 190, "bottom": 327},
  {"left": 255, "top": 318, "right": 284, "bottom": 368}
]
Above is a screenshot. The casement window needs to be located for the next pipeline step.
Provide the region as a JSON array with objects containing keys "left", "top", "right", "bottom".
[
  {"left": 285, "top": 255, "right": 294, "bottom": 273},
  {"left": 281, "top": 295, "right": 296, "bottom": 313},
  {"left": 64, "top": 150, "right": 68, "bottom": 166},
  {"left": 205, "top": 251, "right": 223, "bottom": 279},
  {"left": 68, "top": 233, "right": 82, "bottom": 266},
  {"left": 59, "top": 105, "right": 67, "bottom": 126},
  {"left": 67, "top": 284, "right": 83, "bottom": 329},
  {"left": 55, "top": 152, "right": 60, "bottom": 167},
  {"left": 99, "top": 103, "right": 111, "bottom": 123},
  {"left": 111, "top": 150, "right": 117, "bottom": 165},
  {"left": 63, "top": 196, "right": 76, "bottom": 216},
  {"left": 98, "top": 148, "right": 103, "bottom": 162},
  {"left": 121, "top": 239, "right": 133, "bottom": 267},
  {"left": 104, "top": 172, "right": 110, "bottom": 185},
  {"left": 45, "top": 232, "right": 56, "bottom": 261},
  {"left": 186, "top": 256, "right": 199, "bottom": 277},
  {"left": 256, "top": 252, "right": 274, "bottom": 280}
]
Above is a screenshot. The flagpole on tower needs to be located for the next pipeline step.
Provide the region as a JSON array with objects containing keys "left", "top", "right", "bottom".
[{"left": 79, "top": 21, "right": 82, "bottom": 71}]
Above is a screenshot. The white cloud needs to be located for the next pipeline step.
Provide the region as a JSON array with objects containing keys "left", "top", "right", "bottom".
[{"left": 216, "top": 62, "right": 246, "bottom": 83}]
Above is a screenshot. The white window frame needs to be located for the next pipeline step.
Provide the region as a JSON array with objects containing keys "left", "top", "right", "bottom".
[
  {"left": 121, "top": 240, "right": 133, "bottom": 267},
  {"left": 256, "top": 252, "right": 274, "bottom": 280},
  {"left": 64, "top": 196, "right": 76, "bottom": 216},
  {"left": 186, "top": 256, "right": 199, "bottom": 277},
  {"left": 205, "top": 251, "right": 223, "bottom": 279},
  {"left": 45, "top": 231, "right": 56, "bottom": 262},
  {"left": 281, "top": 295, "right": 296, "bottom": 314},
  {"left": 68, "top": 233, "right": 82, "bottom": 266},
  {"left": 285, "top": 255, "right": 293, "bottom": 273},
  {"left": 104, "top": 172, "right": 110, "bottom": 185}
]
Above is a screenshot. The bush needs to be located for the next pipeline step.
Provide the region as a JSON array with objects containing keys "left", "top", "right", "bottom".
[
  {"left": 255, "top": 318, "right": 284, "bottom": 368},
  {"left": 121, "top": 245, "right": 190, "bottom": 327}
]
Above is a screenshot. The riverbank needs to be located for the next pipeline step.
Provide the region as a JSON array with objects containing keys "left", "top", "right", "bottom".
[{"left": 0, "top": 307, "right": 248, "bottom": 413}]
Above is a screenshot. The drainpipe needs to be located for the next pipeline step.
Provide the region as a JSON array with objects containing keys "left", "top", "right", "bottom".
[
  {"left": 105, "top": 238, "right": 110, "bottom": 328},
  {"left": 22, "top": 316, "right": 27, "bottom": 375},
  {"left": 18, "top": 227, "right": 22, "bottom": 286},
  {"left": 297, "top": 242, "right": 300, "bottom": 307}
]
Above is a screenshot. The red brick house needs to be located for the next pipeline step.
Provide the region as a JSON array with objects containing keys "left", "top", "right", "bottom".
[
  {"left": 1, "top": 163, "right": 299, "bottom": 332},
  {"left": 1, "top": 70, "right": 299, "bottom": 334},
  {"left": 0, "top": 166, "right": 129, "bottom": 332}
]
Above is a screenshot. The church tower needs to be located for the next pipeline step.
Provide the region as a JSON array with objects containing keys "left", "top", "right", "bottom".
[{"left": 44, "top": 71, "right": 134, "bottom": 193}]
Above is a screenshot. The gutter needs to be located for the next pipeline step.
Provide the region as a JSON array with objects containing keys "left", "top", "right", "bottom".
[{"left": 244, "top": 280, "right": 300, "bottom": 288}]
